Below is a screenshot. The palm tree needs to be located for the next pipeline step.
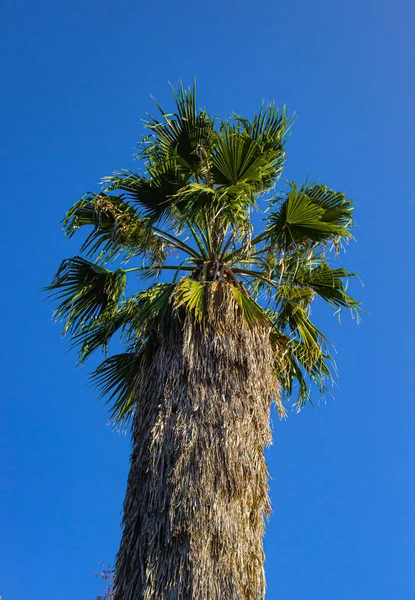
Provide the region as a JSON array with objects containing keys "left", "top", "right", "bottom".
[{"left": 47, "top": 82, "right": 359, "bottom": 600}]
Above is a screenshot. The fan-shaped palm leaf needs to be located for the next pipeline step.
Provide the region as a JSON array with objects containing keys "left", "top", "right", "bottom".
[
  {"left": 46, "top": 257, "right": 126, "bottom": 334},
  {"left": 63, "top": 192, "right": 162, "bottom": 262},
  {"left": 143, "top": 81, "right": 214, "bottom": 173},
  {"left": 265, "top": 182, "right": 354, "bottom": 249}
]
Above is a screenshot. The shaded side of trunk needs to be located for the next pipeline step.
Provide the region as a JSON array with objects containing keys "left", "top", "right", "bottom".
[{"left": 115, "top": 285, "right": 280, "bottom": 600}]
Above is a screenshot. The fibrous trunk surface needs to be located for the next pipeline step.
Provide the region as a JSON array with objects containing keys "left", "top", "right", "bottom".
[{"left": 115, "top": 285, "right": 280, "bottom": 600}]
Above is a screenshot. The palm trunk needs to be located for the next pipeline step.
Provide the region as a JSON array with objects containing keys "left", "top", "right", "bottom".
[{"left": 114, "top": 285, "right": 280, "bottom": 599}]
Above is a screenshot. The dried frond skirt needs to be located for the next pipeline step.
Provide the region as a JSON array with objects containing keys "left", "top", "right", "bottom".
[{"left": 115, "top": 285, "right": 280, "bottom": 599}]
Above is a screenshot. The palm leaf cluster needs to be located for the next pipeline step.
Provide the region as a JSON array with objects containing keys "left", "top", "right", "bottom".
[{"left": 47, "top": 82, "right": 359, "bottom": 420}]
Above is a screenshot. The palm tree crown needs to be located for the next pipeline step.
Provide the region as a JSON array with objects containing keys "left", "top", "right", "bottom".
[{"left": 47, "top": 82, "right": 359, "bottom": 421}]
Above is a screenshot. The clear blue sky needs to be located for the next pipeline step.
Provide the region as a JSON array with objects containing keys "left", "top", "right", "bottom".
[{"left": 1, "top": 1, "right": 414, "bottom": 598}]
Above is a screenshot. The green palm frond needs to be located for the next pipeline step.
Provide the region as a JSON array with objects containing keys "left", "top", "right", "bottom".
[
  {"left": 269, "top": 316, "right": 333, "bottom": 408},
  {"left": 231, "top": 286, "right": 270, "bottom": 326},
  {"left": 277, "top": 289, "right": 329, "bottom": 350},
  {"left": 173, "top": 182, "right": 251, "bottom": 232},
  {"left": 304, "top": 183, "right": 354, "bottom": 224},
  {"left": 127, "top": 283, "right": 176, "bottom": 336},
  {"left": 211, "top": 125, "right": 282, "bottom": 192},
  {"left": 234, "top": 102, "right": 292, "bottom": 152},
  {"left": 170, "top": 182, "right": 216, "bottom": 228},
  {"left": 92, "top": 350, "right": 148, "bottom": 423},
  {"left": 75, "top": 282, "right": 176, "bottom": 360},
  {"left": 103, "top": 163, "right": 189, "bottom": 221},
  {"left": 73, "top": 305, "right": 133, "bottom": 364},
  {"left": 63, "top": 192, "right": 163, "bottom": 262},
  {"left": 143, "top": 81, "right": 214, "bottom": 173},
  {"left": 45, "top": 257, "right": 126, "bottom": 334},
  {"left": 294, "top": 261, "right": 360, "bottom": 312},
  {"left": 174, "top": 278, "right": 205, "bottom": 321},
  {"left": 89, "top": 284, "right": 177, "bottom": 420},
  {"left": 265, "top": 182, "right": 354, "bottom": 249},
  {"left": 283, "top": 340, "right": 333, "bottom": 408}
]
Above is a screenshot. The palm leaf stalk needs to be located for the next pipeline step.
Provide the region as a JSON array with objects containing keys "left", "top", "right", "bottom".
[{"left": 46, "top": 82, "right": 360, "bottom": 600}]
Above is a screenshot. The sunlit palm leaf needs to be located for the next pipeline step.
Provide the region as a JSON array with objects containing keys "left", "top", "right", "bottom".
[
  {"left": 211, "top": 126, "right": 283, "bottom": 192},
  {"left": 266, "top": 183, "right": 354, "bottom": 249},
  {"left": 174, "top": 278, "right": 205, "bottom": 321},
  {"left": 231, "top": 286, "right": 270, "bottom": 326}
]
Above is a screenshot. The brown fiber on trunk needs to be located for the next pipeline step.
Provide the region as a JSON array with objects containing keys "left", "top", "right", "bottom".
[{"left": 114, "top": 284, "right": 281, "bottom": 600}]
